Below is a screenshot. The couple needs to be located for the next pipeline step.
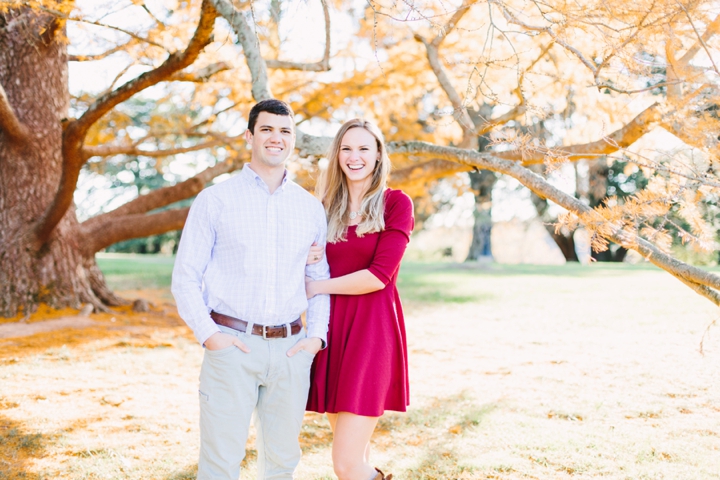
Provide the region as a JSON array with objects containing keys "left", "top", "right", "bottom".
[{"left": 172, "top": 99, "right": 414, "bottom": 480}]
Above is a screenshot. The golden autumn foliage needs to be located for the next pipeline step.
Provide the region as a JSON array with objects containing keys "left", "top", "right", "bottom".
[{"left": 1, "top": 0, "right": 720, "bottom": 311}]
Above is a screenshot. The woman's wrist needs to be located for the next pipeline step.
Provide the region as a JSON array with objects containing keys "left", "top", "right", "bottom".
[{"left": 312, "top": 279, "right": 326, "bottom": 296}]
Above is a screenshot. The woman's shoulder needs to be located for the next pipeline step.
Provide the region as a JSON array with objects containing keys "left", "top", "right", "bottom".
[
  {"left": 384, "top": 188, "right": 412, "bottom": 207},
  {"left": 383, "top": 188, "right": 413, "bottom": 220}
]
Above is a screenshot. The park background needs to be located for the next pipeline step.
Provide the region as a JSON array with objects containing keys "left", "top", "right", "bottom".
[{"left": 2, "top": 0, "right": 720, "bottom": 478}]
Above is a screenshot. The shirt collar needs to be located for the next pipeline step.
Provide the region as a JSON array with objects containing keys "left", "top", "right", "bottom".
[{"left": 241, "top": 163, "right": 289, "bottom": 193}]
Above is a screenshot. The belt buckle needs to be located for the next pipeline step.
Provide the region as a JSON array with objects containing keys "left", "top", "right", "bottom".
[{"left": 262, "top": 325, "right": 269, "bottom": 340}]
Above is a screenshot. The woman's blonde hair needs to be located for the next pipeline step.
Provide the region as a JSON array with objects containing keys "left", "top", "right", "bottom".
[{"left": 317, "top": 118, "right": 391, "bottom": 243}]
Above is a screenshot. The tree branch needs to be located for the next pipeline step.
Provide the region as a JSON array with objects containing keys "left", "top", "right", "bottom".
[
  {"left": 68, "top": 42, "right": 130, "bottom": 62},
  {"left": 27, "top": 2, "right": 169, "bottom": 51},
  {"left": 494, "top": 1, "right": 598, "bottom": 75},
  {"left": 415, "top": 0, "right": 477, "bottom": 140},
  {"left": 415, "top": 33, "right": 476, "bottom": 140},
  {"left": 595, "top": 80, "right": 685, "bottom": 95},
  {"left": 390, "top": 158, "right": 465, "bottom": 189},
  {"left": 82, "top": 137, "right": 230, "bottom": 160},
  {"left": 295, "top": 130, "right": 332, "bottom": 157},
  {"left": 297, "top": 102, "right": 660, "bottom": 170},
  {"left": 79, "top": 208, "right": 190, "bottom": 257},
  {"left": 84, "top": 157, "right": 242, "bottom": 224},
  {"left": 265, "top": 59, "right": 329, "bottom": 71},
  {"left": 677, "top": 13, "right": 720, "bottom": 67},
  {"left": 266, "top": 0, "right": 331, "bottom": 72},
  {"left": 170, "top": 61, "right": 231, "bottom": 82},
  {"left": 432, "top": 0, "right": 475, "bottom": 47},
  {"left": 675, "top": 8, "right": 720, "bottom": 75},
  {"left": 389, "top": 140, "right": 720, "bottom": 304},
  {"left": 33, "top": 0, "right": 218, "bottom": 247},
  {"left": 495, "top": 103, "right": 662, "bottom": 164},
  {"left": 472, "top": 43, "right": 552, "bottom": 136},
  {"left": 212, "top": 0, "right": 273, "bottom": 101},
  {"left": 0, "top": 81, "right": 29, "bottom": 144}
]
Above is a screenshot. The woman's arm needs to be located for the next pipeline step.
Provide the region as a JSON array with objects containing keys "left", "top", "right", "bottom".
[
  {"left": 306, "top": 191, "right": 415, "bottom": 299},
  {"left": 307, "top": 270, "right": 385, "bottom": 298}
]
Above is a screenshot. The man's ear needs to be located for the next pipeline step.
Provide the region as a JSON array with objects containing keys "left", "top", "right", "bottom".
[{"left": 244, "top": 129, "right": 253, "bottom": 143}]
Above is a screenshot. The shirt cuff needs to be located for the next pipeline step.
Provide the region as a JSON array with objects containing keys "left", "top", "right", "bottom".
[
  {"left": 196, "top": 322, "right": 221, "bottom": 346},
  {"left": 306, "top": 326, "right": 327, "bottom": 348}
]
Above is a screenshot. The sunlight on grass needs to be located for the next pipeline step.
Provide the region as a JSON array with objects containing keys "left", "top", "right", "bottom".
[{"left": 1, "top": 255, "right": 719, "bottom": 479}]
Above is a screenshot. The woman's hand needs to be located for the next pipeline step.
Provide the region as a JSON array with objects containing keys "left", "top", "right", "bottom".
[
  {"left": 306, "top": 242, "right": 324, "bottom": 265},
  {"left": 305, "top": 276, "right": 317, "bottom": 299}
]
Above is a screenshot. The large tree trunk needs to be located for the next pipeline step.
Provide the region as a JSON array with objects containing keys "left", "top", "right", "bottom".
[{"left": 0, "top": 10, "right": 120, "bottom": 317}]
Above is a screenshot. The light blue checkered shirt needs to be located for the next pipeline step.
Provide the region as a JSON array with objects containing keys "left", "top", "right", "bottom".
[{"left": 172, "top": 164, "right": 331, "bottom": 346}]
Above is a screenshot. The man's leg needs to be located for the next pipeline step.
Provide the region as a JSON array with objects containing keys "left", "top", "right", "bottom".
[
  {"left": 198, "top": 327, "right": 266, "bottom": 480},
  {"left": 254, "top": 331, "right": 314, "bottom": 480}
]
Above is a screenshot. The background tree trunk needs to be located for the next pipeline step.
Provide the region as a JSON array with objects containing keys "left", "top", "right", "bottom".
[
  {"left": 586, "top": 158, "right": 627, "bottom": 262},
  {"left": 530, "top": 192, "right": 579, "bottom": 262},
  {"left": 466, "top": 132, "right": 497, "bottom": 261},
  {"left": 466, "top": 169, "right": 497, "bottom": 261},
  {"left": 0, "top": 10, "right": 118, "bottom": 317}
]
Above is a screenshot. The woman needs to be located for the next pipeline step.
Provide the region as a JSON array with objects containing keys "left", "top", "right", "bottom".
[{"left": 305, "top": 118, "right": 414, "bottom": 480}]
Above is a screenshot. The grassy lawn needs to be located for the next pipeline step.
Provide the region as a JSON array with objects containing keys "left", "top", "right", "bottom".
[{"left": 1, "top": 255, "right": 719, "bottom": 479}]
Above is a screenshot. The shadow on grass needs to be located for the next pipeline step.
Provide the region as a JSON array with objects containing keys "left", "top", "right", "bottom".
[
  {"left": 165, "top": 464, "right": 198, "bottom": 480},
  {"left": 374, "top": 392, "right": 498, "bottom": 478},
  {"left": 0, "top": 415, "right": 49, "bottom": 480},
  {"left": 300, "top": 413, "right": 333, "bottom": 452},
  {"left": 409, "top": 449, "right": 481, "bottom": 480},
  {"left": 378, "top": 391, "right": 496, "bottom": 434}
]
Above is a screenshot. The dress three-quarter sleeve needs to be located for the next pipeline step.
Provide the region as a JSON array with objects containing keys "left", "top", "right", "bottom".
[{"left": 367, "top": 190, "right": 415, "bottom": 286}]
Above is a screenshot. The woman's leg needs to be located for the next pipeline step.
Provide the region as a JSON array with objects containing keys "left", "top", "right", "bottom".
[
  {"left": 331, "top": 412, "right": 379, "bottom": 480},
  {"left": 327, "top": 412, "right": 338, "bottom": 432}
]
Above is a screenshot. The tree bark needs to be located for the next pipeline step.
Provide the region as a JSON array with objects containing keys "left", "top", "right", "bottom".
[
  {"left": 585, "top": 158, "right": 626, "bottom": 262},
  {"left": 0, "top": 9, "right": 116, "bottom": 315},
  {"left": 466, "top": 170, "right": 497, "bottom": 261},
  {"left": 530, "top": 192, "right": 579, "bottom": 262}
]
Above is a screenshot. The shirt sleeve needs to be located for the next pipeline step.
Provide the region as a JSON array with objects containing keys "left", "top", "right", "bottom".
[
  {"left": 367, "top": 190, "right": 415, "bottom": 286},
  {"left": 304, "top": 202, "right": 331, "bottom": 344},
  {"left": 171, "top": 190, "right": 222, "bottom": 345}
]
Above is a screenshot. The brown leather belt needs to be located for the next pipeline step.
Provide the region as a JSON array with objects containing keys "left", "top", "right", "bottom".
[{"left": 210, "top": 311, "right": 302, "bottom": 339}]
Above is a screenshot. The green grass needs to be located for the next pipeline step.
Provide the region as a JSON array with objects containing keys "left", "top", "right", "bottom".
[
  {"left": 96, "top": 253, "right": 175, "bottom": 290},
  {"left": 96, "top": 253, "right": 677, "bottom": 299}
]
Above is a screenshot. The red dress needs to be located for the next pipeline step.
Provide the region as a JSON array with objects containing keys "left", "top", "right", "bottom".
[{"left": 307, "top": 189, "right": 414, "bottom": 417}]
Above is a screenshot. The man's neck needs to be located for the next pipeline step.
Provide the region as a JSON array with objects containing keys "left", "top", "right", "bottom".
[{"left": 247, "top": 162, "right": 285, "bottom": 194}]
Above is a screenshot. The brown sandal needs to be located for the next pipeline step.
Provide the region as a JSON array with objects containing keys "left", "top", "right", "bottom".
[{"left": 374, "top": 467, "right": 393, "bottom": 480}]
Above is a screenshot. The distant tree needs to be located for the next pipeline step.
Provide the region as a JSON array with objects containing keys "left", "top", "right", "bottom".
[{"left": 1, "top": 0, "right": 720, "bottom": 317}]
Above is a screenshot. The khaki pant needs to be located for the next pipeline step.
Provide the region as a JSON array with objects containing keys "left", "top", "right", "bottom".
[{"left": 197, "top": 324, "right": 314, "bottom": 480}]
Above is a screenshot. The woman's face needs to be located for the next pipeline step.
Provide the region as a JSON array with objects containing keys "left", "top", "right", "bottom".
[{"left": 338, "top": 127, "right": 380, "bottom": 187}]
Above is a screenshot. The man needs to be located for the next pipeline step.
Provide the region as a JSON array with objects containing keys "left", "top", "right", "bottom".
[{"left": 172, "top": 99, "right": 330, "bottom": 480}]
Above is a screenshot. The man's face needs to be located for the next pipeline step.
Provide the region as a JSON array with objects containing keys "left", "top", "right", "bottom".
[{"left": 245, "top": 112, "right": 296, "bottom": 169}]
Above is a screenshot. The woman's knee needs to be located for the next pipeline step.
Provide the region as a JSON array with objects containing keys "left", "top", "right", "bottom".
[{"left": 332, "top": 453, "right": 363, "bottom": 480}]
